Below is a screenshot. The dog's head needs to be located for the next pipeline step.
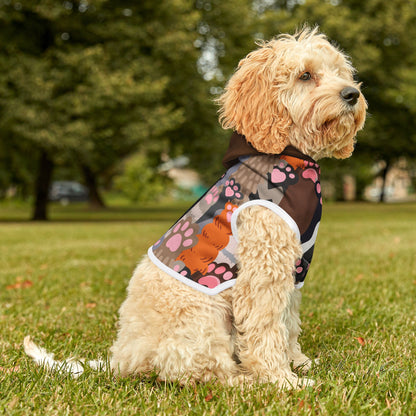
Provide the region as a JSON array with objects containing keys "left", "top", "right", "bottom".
[{"left": 218, "top": 27, "right": 367, "bottom": 160}]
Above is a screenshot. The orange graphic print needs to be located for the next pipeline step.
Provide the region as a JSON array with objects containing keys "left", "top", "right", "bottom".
[
  {"left": 177, "top": 203, "right": 237, "bottom": 275},
  {"left": 280, "top": 155, "right": 306, "bottom": 170}
]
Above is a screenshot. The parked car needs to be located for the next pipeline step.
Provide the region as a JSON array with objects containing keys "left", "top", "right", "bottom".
[{"left": 49, "top": 181, "right": 89, "bottom": 205}]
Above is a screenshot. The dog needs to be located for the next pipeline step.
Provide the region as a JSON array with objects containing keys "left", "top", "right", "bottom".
[{"left": 25, "top": 27, "right": 366, "bottom": 388}]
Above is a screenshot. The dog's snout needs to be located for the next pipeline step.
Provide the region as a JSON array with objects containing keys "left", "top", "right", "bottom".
[{"left": 340, "top": 87, "right": 360, "bottom": 106}]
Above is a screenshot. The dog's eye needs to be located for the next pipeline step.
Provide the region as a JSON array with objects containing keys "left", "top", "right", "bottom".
[{"left": 299, "top": 72, "right": 312, "bottom": 81}]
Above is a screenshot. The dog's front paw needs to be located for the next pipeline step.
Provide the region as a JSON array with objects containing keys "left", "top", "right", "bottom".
[
  {"left": 299, "top": 377, "right": 315, "bottom": 388},
  {"left": 292, "top": 354, "right": 319, "bottom": 373},
  {"left": 280, "top": 375, "right": 315, "bottom": 390}
]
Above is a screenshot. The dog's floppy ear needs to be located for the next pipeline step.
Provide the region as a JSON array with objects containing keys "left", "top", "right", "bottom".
[{"left": 218, "top": 44, "right": 292, "bottom": 154}]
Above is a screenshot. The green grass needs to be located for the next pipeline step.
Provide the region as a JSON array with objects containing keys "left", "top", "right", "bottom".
[{"left": 0, "top": 202, "right": 415, "bottom": 415}]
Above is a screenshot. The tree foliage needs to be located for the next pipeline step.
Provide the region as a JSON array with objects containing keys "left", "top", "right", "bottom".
[
  {"left": 114, "top": 153, "right": 170, "bottom": 203},
  {"left": 0, "top": 0, "right": 197, "bottom": 217},
  {"left": 1, "top": 0, "right": 416, "bottom": 212}
]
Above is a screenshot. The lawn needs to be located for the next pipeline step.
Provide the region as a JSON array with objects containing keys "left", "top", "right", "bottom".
[{"left": 0, "top": 202, "right": 415, "bottom": 415}]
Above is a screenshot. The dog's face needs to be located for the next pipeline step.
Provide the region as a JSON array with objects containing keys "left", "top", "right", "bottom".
[{"left": 218, "top": 28, "right": 367, "bottom": 160}]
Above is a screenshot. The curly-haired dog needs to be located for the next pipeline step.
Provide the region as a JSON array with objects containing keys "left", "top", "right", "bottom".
[{"left": 25, "top": 27, "right": 366, "bottom": 388}]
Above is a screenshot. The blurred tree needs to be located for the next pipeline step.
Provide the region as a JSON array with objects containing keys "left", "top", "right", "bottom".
[
  {"left": 0, "top": 129, "right": 36, "bottom": 199},
  {"left": 0, "top": 1, "right": 192, "bottom": 218},
  {"left": 168, "top": 0, "right": 255, "bottom": 182},
  {"left": 114, "top": 152, "right": 170, "bottom": 203},
  {"left": 0, "top": 0, "right": 257, "bottom": 218}
]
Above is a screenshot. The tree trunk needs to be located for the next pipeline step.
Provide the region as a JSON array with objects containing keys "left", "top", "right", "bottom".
[
  {"left": 81, "top": 164, "right": 106, "bottom": 209},
  {"left": 379, "top": 160, "right": 390, "bottom": 203},
  {"left": 32, "top": 150, "right": 54, "bottom": 221}
]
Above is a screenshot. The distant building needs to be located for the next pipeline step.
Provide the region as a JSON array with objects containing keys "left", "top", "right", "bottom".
[
  {"left": 159, "top": 156, "right": 206, "bottom": 199},
  {"left": 364, "top": 158, "right": 414, "bottom": 202}
]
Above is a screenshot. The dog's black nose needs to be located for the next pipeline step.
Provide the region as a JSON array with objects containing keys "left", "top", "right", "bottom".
[{"left": 340, "top": 87, "right": 360, "bottom": 106}]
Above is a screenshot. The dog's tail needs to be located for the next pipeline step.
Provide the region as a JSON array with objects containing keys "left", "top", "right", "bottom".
[{"left": 23, "top": 336, "right": 106, "bottom": 378}]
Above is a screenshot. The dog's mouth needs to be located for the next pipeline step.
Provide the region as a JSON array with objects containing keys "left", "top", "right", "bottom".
[
  {"left": 321, "top": 94, "right": 366, "bottom": 132},
  {"left": 322, "top": 107, "right": 362, "bottom": 134},
  {"left": 292, "top": 93, "right": 367, "bottom": 159},
  {"left": 321, "top": 113, "right": 356, "bottom": 138},
  {"left": 322, "top": 118, "right": 334, "bottom": 129},
  {"left": 321, "top": 118, "right": 339, "bottom": 135}
]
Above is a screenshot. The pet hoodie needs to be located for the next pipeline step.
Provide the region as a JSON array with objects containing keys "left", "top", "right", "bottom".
[{"left": 148, "top": 132, "right": 322, "bottom": 296}]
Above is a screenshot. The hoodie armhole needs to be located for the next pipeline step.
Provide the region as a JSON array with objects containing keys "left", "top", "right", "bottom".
[{"left": 230, "top": 199, "right": 301, "bottom": 242}]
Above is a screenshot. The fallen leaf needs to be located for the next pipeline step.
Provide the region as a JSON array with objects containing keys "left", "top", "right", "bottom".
[
  {"left": 355, "top": 337, "right": 366, "bottom": 346},
  {"left": 6, "top": 283, "right": 18, "bottom": 290},
  {"left": 346, "top": 308, "right": 353, "bottom": 316},
  {"left": 85, "top": 303, "right": 97, "bottom": 309},
  {"left": 354, "top": 274, "right": 364, "bottom": 281},
  {"left": 6, "top": 280, "right": 33, "bottom": 290},
  {"left": 297, "top": 399, "right": 305, "bottom": 410},
  {"left": 204, "top": 390, "right": 213, "bottom": 402}
]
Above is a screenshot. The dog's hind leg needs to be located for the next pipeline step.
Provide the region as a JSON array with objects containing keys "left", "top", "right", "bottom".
[
  {"left": 109, "top": 260, "right": 165, "bottom": 377},
  {"left": 232, "top": 205, "right": 314, "bottom": 388},
  {"left": 110, "top": 257, "right": 241, "bottom": 384},
  {"left": 152, "top": 297, "right": 241, "bottom": 385}
]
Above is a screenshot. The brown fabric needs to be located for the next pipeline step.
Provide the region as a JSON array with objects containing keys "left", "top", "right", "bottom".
[
  {"left": 222, "top": 132, "right": 316, "bottom": 169},
  {"left": 222, "top": 132, "right": 263, "bottom": 169},
  {"left": 278, "top": 169, "right": 320, "bottom": 236}
]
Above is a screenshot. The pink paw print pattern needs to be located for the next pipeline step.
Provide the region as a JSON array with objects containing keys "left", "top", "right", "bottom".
[
  {"left": 302, "top": 168, "right": 319, "bottom": 183},
  {"left": 172, "top": 261, "right": 191, "bottom": 277},
  {"left": 205, "top": 186, "right": 219, "bottom": 205},
  {"left": 197, "top": 179, "right": 243, "bottom": 225},
  {"left": 303, "top": 160, "right": 321, "bottom": 174},
  {"left": 302, "top": 163, "right": 322, "bottom": 203},
  {"left": 198, "top": 262, "right": 237, "bottom": 289},
  {"left": 269, "top": 161, "right": 298, "bottom": 190},
  {"left": 158, "top": 218, "right": 198, "bottom": 257},
  {"left": 224, "top": 178, "right": 243, "bottom": 201},
  {"left": 294, "top": 258, "right": 309, "bottom": 282},
  {"left": 225, "top": 202, "right": 237, "bottom": 223}
]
